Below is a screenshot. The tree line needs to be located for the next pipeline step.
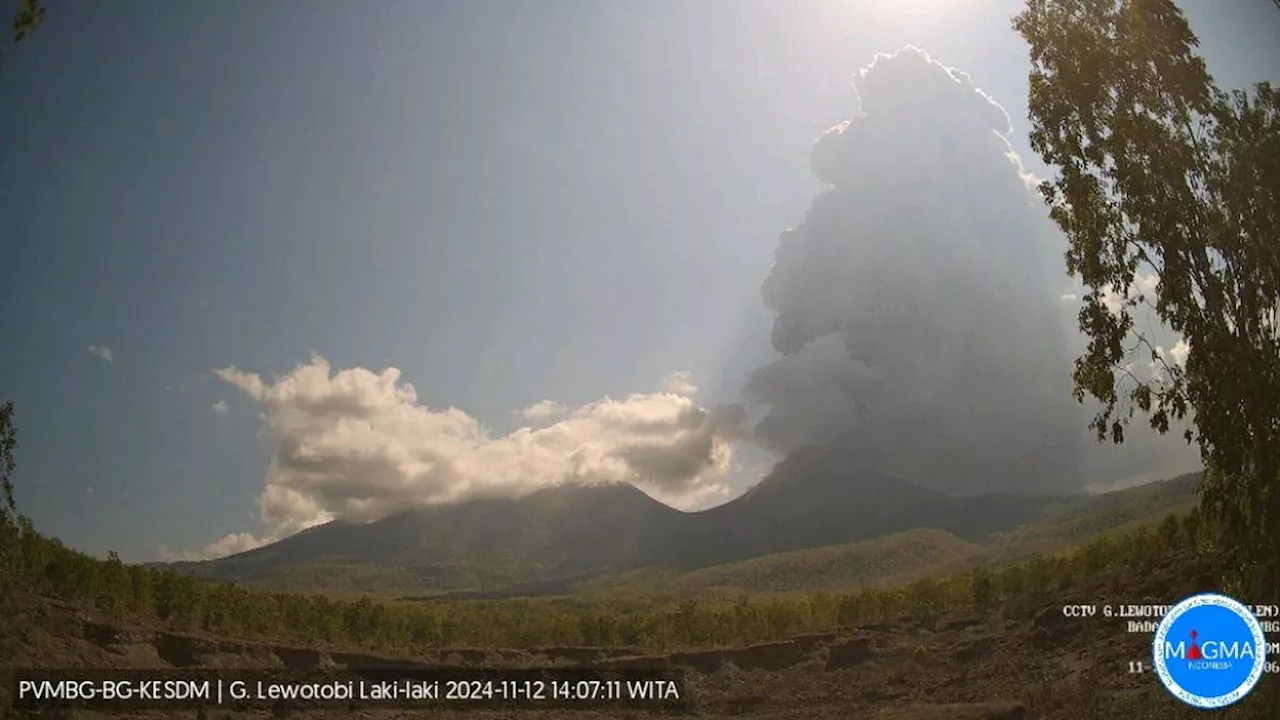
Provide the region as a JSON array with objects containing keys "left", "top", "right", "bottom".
[{"left": 0, "top": 469, "right": 1219, "bottom": 653}]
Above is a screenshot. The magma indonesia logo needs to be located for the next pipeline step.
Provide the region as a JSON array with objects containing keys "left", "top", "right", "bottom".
[{"left": 1152, "top": 593, "right": 1267, "bottom": 709}]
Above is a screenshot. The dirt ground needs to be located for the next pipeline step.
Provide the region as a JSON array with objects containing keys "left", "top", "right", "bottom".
[{"left": 2, "top": 558, "right": 1273, "bottom": 719}]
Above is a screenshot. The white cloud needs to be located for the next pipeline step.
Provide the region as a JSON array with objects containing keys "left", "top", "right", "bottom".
[
  {"left": 1136, "top": 335, "right": 1193, "bottom": 384},
  {"left": 212, "top": 365, "right": 266, "bottom": 400},
  {"left": 1060, "top": 293, "right": 1078, "bottom": 302},
  {"left": 1152, "top": 337, "right": 1191, "bottom": 371},
  {"left": 87, "top": 345, "right": 114, "bottom": 364},
  {"left": 156, "top": 547, "right": 191, "bottom": 562},
  {"left": 211, "top": 399, "right": 229, "bottom": 415},
  {"left": 176, "top": 356, "right": 746, "bottom": 557},
  {"left": 158, "top": 532, "right": 267, "bottom": 563},
  {"left": 517, "top": 400, "right": 566, "bottom": 423},
  {"left": 1097, "top": 272, "right": 1191, "bottom": 379},
  {"left": 659, "top": 370, "right": 698, "bottom": 396},
  {"left": 1102, "top": 272, "right": 1160, "bottom": 315}
]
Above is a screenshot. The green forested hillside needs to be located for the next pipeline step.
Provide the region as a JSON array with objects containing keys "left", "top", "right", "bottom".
[{"left": 0, "top": 487, "right": 1214, "bottom": 654}]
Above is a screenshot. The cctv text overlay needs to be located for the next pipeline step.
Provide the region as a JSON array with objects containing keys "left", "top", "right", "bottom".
[{"left": 11, "top": 668, "right": 688, "bottom": 711}]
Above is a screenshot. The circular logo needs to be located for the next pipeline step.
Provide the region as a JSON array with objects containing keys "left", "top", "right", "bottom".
[{"left": 1152, "top": 593, "right": 1267, "bottom": 708}]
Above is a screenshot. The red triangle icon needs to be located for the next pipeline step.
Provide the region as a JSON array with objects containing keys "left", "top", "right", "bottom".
[{"left": 1187, "top": 630, "right": 1203, "bottom": 660}]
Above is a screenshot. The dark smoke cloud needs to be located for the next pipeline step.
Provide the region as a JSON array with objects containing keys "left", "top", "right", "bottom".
[{"left": 747, "top": 46, "right": 1085, "bottom": 496}]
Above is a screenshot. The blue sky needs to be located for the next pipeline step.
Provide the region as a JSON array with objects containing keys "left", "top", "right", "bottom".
[{"left": 1, "top": 0, "right": 1276, "bottom": 563}]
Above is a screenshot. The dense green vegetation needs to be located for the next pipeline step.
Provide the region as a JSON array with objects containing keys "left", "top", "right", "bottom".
[
  {"left": 0, "top": 490, "right": 1222, "bottom": 655},
  {"left": 1016, "top": 0, "right": 1280, "bottom": 606},
  {"left": 1, "top": 0, "right": 43, "bottom": 70}
]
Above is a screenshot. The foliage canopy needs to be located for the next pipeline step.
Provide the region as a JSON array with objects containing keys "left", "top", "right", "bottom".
[
  {"left": 2, "top": 0, "right": 43, "bottom": 71},
  {"left": 1013, "top": 0, "right": 1279, "bottom": 606}
]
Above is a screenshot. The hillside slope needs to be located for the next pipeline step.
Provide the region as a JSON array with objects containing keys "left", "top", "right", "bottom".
[
  {"left": 574, "top": 528, "right": 983, "bottom": 601},
  {"left": 4, "top": 505, "right": 1268, "bottom": 720},
  {"left": 552, "top": 472, "right": 1202, "bottom": 603},
  {"left": 171, "top": 483, "right": 685, "bottom": 590},
  {"left": 672, "top": 446, "right": 1061, "bottom": 570},
  {"left": 163, "top": 450, "right": 1199, "bottom": 596}
]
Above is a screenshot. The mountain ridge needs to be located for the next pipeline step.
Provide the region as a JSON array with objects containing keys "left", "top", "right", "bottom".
[{"left": 159, "top": 447, "right": 1200, "bottom": 595}]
